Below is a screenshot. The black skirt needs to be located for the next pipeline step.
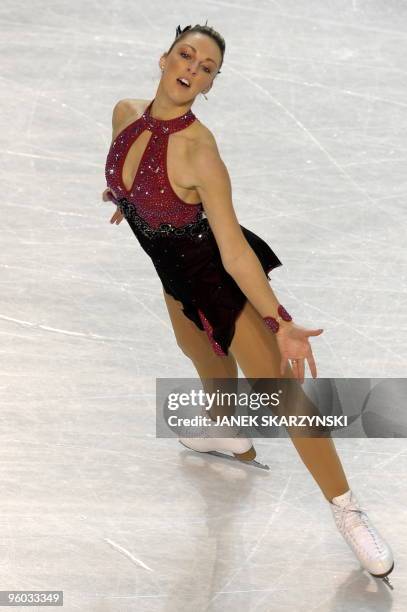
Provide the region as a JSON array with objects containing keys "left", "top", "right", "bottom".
[{"left": 118, "top": 198, "right": 282, "bottom": 356}]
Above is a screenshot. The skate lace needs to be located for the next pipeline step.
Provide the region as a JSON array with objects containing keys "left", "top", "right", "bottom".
[{"left": 341, "top": 504, "right": 385, "bottom": 556}]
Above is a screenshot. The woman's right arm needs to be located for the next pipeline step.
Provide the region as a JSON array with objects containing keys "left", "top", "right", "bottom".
[
  {"left": 111, "top": 99, "right": 133, "bottom": 141},
  {"left": 104, "top": 99, "right": 134, "bottom": 223}
]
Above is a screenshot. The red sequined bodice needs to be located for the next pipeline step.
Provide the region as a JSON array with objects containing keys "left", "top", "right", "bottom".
[{"left": 105, "top": 99, "right": 204, "bottom": 229}]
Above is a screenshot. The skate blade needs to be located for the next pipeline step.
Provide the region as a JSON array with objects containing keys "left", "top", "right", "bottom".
[
  {"left": 382, "top": 575, "right": 394, "bottom": 590},
  {"left": 179, "top": 442, "right": 270, "bottom": 471},
  {"left": 370, "top": 561, "right": 394, "bottom": 590}
]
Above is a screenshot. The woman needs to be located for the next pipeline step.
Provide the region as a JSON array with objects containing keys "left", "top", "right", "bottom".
[{"left": 103, "top": 23, "right": 394, "bottom": 587}]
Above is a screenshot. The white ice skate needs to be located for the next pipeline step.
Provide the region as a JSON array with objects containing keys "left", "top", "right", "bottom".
[
  {"left": 330, "top": 489, "right": 394, "bottom": 589},
  {"left": 178, "top": 410, "right": 269, "bottom": 470}
]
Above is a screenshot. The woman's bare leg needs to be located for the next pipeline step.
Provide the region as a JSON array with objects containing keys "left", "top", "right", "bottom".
[
  {"left": 230, "top": 299, "right": 350, "bottom": 502},
  {"left": 162, "top": 287, "right": 238, "bottom": 421}
]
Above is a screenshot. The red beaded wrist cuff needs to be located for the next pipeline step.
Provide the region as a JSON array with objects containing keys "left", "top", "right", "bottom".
[{"left": 263, "top": 305, "right": 293, "bottom": 333}]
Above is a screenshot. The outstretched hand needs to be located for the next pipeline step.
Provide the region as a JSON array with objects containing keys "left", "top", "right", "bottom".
[
  {"left": 275, "top": 322, "right": 324, "bottom": 383},
  {"left": 102, "top": 188, "right": 124, "bottom": 225}
]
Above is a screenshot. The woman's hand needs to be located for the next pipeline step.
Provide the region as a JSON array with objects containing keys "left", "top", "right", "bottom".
[
  {"left": 275, "top": 322, "right": 324, "bottom": 383},
  {"left": 109, "top": 207, "right": 124, "bottom": 225},
  {"left": 101, "top": 188, "right": 124, "bottom": 225},
  {"left": 102, "top": 187, "right": 113, "bottom": 202}
]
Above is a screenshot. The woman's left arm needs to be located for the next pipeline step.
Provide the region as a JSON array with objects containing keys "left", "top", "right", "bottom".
[
  {"left": 192, "top": 136, "right": 323, "bottom": 380},
  {"left": 192, "top": 135, "right": 291, "bottom": 317}
]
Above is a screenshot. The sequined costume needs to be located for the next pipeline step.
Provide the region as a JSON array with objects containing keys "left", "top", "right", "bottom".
[{"left": 105, "top": 99, "right": 282, "bottom": 356}]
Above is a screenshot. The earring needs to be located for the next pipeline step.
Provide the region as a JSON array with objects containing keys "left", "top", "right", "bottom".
[{"left": 201, "top": 91, "right": 208, "bottom": 100}]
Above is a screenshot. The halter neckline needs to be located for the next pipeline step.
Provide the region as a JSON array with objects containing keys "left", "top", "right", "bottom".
[{"left": 141, "top": 99, "right": 196, "bottom": 134}]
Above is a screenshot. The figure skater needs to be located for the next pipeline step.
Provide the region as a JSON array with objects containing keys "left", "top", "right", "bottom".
[{"left": 103, "top": 23, "right": 394, "bottom": 588}]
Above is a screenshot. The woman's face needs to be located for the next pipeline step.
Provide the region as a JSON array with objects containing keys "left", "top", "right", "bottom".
[{"left": 161, "top": 33, "right": 222, "bottom": 99}]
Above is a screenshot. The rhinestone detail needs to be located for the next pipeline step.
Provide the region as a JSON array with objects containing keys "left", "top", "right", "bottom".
[
  {"left": 116, "top": 197, "right": 210, "bottom": 241},
  {"left": 263, "top": 305, "right": 293, "bottom": 334},
  {"left": 278, "top": 304, "right": 293, "bottom": 322},
  {"left": 104, "top": 98, "right": 203, "bottom": 229},
  {"left": 197, "top": 309, "right": 227, "bottom": 357}
]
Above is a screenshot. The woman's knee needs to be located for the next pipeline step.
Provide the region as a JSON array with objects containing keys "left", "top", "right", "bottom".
[{"left": 175, "top": 329, "right": 208, "bottom": 361}]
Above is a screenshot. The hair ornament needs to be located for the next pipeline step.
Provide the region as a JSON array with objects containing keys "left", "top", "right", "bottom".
[{"left": 175, "top": 24, "right": 192, "bottom": 38}]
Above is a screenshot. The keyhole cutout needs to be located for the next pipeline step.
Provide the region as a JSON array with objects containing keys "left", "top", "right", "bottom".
[{"left": 121, "top": 128, "right": 153, "bottom": 193}]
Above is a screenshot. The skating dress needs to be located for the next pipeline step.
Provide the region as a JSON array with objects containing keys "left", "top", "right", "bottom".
[{"left": 105, "top": 99, "right": 282, "bottom": 356}]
